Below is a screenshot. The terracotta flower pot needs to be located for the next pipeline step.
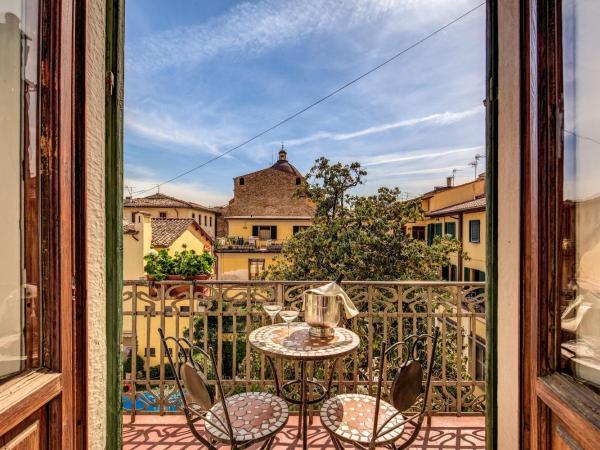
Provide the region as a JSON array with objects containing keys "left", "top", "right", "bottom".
[
  {"left": 165, "top": 275, "right": 189, "bottom": 297},
  {"left": 189, "top": 274, "right": 211, "bottom": 296}
]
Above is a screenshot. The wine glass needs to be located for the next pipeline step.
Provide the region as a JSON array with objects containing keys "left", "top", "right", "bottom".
[
  {"left": 279, "top": 307, "right": 299, "bottom": 336},
  {"left": 262, "top": 302, "right": 282, "bottom": 325}
]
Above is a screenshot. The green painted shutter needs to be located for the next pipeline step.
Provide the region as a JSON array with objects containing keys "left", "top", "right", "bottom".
[
  {"left": 252, "top": 225, "right": 259, "bottom": 236},
  {"left": 427, "top": 224, "right": 434, "bottom": 245},
  {"left": 271, "top": 226, "right": 277, "bottom": 240},
  {"left": 435, "top": 223, "right": 443, "bottom": 237},
  {"left": 445, "top": 222, "right": 456, "bottom": 238},
  {"left": 464, "top": 267, "right": 471, "bottom": 281}
]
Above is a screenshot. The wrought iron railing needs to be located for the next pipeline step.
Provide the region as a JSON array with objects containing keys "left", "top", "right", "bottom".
[{"left": 122, "top": 280, "right": 486, "bottom": 419}]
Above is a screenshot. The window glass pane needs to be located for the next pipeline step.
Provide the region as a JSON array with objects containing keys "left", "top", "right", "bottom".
[
  {"left": 559, "top": 0, "right": 600, "bottom": 391},
  {"left": 0, "top": 0, "right": 40, "bottom": 380}
]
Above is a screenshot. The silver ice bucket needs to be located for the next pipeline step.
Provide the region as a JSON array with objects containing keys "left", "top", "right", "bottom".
[{"left": 303, "top": 292, "right": 342, "bottom": 338}]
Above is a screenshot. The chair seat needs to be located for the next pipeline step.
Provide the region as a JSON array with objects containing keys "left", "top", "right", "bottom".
[
  {"left": 320, "top": 393, "right": 405, "bottom": 445},
  {"left": 204, "top": 392, "right": 288, "bottom": 443}
]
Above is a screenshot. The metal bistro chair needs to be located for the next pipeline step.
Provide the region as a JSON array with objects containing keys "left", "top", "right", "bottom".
[
  {"left": 320, "top": 329, "right": 440, "bottom": 449},
  {"left": 158, "top": 328, "right": 289, "bottom": 449}
]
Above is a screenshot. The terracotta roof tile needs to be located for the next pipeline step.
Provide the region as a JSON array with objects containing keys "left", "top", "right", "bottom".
[
  {"left": 124, "top": 193, "right": 215, "bottom": 212},
  {"left": 428, "top": 197, "right": 486, "bottom": 217},
  {"left": 151, "top": 218, "right": 213, "bottom": 247}
]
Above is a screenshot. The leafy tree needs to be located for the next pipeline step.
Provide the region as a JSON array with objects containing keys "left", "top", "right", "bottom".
[{"left": 267, "top": 158, "right": 462, "bottom": 281}]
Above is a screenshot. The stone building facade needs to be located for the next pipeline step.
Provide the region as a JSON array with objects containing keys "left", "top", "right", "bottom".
[{"left": 216, "top": 148, "right": 315, "bottom": 280}]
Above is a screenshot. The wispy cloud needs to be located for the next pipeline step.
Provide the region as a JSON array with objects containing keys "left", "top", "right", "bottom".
[
  {"left": 380, "top": 165, "right": 470, "bottom": 177},
  {"left": 284, "top": 106, "right": 482, "bottom": 146},
  {"left": 125, "top": 108, "right": 235, "bottom": 158},
  {"left": 125, "top": 174, "right": 231, "bottom": 207},
  {"left": 354, "top": 145, "right": 483, "bottom": 167},
  {"left": 127, "top": 0, "right": 469, "bottom": 73}
]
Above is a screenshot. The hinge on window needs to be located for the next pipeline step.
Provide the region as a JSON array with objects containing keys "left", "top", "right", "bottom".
[{"left": 106, "top": 71, "right": 115, "bottom": 97}]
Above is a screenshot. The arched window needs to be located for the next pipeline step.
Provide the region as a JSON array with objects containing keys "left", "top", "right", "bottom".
[
  {"left": 239, "top": 177, "right": 245, "bottom": 185},
  {"left": 295, "top": 177, "right": 301, "bottom": 185}
]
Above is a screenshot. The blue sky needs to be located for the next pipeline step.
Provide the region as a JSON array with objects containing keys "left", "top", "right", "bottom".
[{"left": 125, "top": 0, "right": 486, "bottom": 206}]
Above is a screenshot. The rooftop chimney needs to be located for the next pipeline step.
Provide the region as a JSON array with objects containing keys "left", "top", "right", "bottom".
[{"left": 446, "top": 176, "right": 453, "bottom": 187}]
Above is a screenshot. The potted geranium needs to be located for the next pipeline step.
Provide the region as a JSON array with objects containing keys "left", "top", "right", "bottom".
[
  {"left": 172, "top": 249, "right": 216, "bottom": 295},
  {"left": 144, "top": 248, "right": 215, "bottom": 296}
]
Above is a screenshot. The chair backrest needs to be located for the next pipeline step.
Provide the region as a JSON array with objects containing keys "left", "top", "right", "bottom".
[
  {"left": 158, "top": 328, "right": 234, "bottom": 441},
  {"left": 371, "top": 328, "right": 440, "bottom": 444}
]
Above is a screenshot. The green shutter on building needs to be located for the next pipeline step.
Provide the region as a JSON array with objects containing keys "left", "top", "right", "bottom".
[
  {"left": 427, "top": 224, "right": 434, "bottom": 245},
  {"left": 252, "top": 225, "right": 259, "bottom": 236},
  {"left": 445, "top": 222, "right": 456, "bottom": 238},
  {"left": 270, "top": 226, "right": 277, "bottom": 240},
  {"left": 464, "top": 267, "right": 471, "bottom": 281}
]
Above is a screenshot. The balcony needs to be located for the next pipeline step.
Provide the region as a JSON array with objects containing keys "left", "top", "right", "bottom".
[
  {"left": 215, "top": 237, "right": 284, "bottom": 252},
  {"left": 122, "top": 280, "right": 486, "bottom": 449}
]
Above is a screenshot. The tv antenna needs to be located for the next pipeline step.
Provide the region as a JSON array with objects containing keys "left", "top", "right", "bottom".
[
  {"left": 468, "top": 154, "right": 485, "bottom": 179},
  {"left": 451, "top": 168, "right": 462, "bottom": 186}
]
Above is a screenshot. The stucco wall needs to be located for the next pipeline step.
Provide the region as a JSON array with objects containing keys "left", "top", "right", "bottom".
[
  {"left": 227, "top": 218, "right": 312, "bottom": 240},
  {"left": 217, "top": 252, "right": 278, "bottom": 280},
  {"left": 86, "top": 0, "right": 107, "bottom": 447}
]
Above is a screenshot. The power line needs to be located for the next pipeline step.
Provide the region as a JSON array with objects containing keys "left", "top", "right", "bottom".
[{"left": 132, "top": 1, "right": 486, "bottom": 196}]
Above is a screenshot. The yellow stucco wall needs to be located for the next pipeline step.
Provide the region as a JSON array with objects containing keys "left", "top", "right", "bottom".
[
  {"left": 462, "top": 210, "right": 486, "bottom": 274},
  {"left": 170, "top": 228, "right": 212, "bottom": 254},
  {"left": 425, "top": 178, "right": 485, "bottom": 212},
  {"left": 123, "top": 213, "right": 215, "bottom": 365},
  {"left": 123, "top": 213, "right": 213, "bottom": 281},
  {"left": 218, "top": 218, "right": 311, "bottom": 280},
  {"left": 226, "top": 218, "right": 312, "bottom": 241},
  {"left": 217, "top": 252, "right": 278, "bottom": 280}
]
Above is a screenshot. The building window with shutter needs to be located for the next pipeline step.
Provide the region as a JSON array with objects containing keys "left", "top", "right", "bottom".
[
  {"left": 192, "top": 213, "right": 195, "bottom": 219},
  {"left": 159, "top": 211, "right": 167, "bottom": 218},
  {"left": 293, "top": 225, "right": 309, "bottom": 235},
  {"left": 450, "top": 264, "right": 458, "bottom": 281},
  {"left": 411, "top": 226, "right": 425, "bottom": 240},
  {"left": 204, "top": 216, "right": 207, "bottom": 226},
  {"left": 427, "top": 222, "right": 443, "bottom": 245},
  {"left": 441, "top": 265, "right": 450, "bottom": 280},
  {"left": 145, "top": 348, "right": 156, "bottom": 357},
  {"left": 248, "top": 259, "right": 266, "bottom": 280},
  {"left": 254, "top": 225, "right": 277, "bottom": 241},
  {"left": 469, "top": 220, "right": 481, "bottom": 243},
  {"left": 464, "top": 267, "right": 471, "bottom": 281},
  {"left": 444, "top": 221, "right": 456, "bottom": 238},
  {"left": 209, "top": 216, "right": 212, "bottom": 227}
]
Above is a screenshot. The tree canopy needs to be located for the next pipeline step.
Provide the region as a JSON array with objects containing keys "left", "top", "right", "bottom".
[{"left": 266, "top": 158, "right": 462, "bottom": 281}]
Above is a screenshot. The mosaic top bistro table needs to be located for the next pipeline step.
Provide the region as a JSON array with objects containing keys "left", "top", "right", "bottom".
[{"left": 249, "top": 322, "right": 360, "bottom": 450}]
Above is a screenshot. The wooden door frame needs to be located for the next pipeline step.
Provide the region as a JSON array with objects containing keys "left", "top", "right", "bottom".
[
  {"left": 520, "top": 0, "right": 600, "bottom": 448},
  {"left": 0, "top": 0, "right": 87, "bottom": 448},
  {"left": 105, "top": 0, "right": 125, "bottom": 448}
]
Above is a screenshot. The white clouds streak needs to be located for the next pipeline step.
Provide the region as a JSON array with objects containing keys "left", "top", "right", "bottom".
[
  {"left": 125, "top": 109, "right": 232, "bottom": 157},
  {"left": 285, "top": 106, "right": 482, "bottom": 146},
  {"left": 127, "top": 0, "right": 464, "bottom": 73},
  {"left": 359, "top": 145, "right": 483, "bottom": 167}
]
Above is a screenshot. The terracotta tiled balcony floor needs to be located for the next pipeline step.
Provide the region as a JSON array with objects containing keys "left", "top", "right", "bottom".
[{"left": 123, "top": 414, "right": 485, "bottom": 449}]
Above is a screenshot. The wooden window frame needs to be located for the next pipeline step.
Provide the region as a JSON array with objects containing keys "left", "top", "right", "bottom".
[
  {"left": 0, "top": 0, "right": 88, "bottom": 446},
  {"left": 248, "top": 259, "right": 266, "bottom": 280},
  {"left": 521, "top": 0, "right": 600, "bottom": 448}
]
